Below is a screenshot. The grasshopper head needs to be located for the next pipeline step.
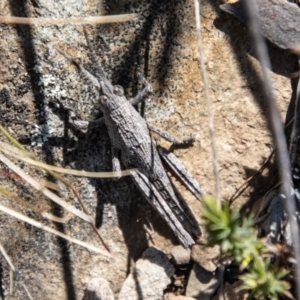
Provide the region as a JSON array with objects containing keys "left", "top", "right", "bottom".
[{"left": 99, "top": 80, "right": 126, "bottom": 112}]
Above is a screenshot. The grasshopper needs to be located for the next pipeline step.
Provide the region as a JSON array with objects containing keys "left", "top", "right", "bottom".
[{"left": 53, "top": 34, "right": 204, "bottom": 248}]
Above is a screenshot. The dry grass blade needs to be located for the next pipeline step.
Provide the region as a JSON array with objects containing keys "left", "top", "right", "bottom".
[
  {"left": 0, "top": 153, "right": 92, "bottom": 223},
  {"left": 0, "top": 14, "right": 137, "bottom": 25},
  {"left": 22, "top": 285, "right": 34, "bottom": 300},
  {"left": 0, "top": 243, "right": 14, "bottom": 271},
  {"left": 0, "top": 164, "right": 60, "bottom": 191},
  {"left": 0, "top": 140, "right": 135, "bottom": 178},
  {"left": 0, "top": 185, "right": 69, "bottom": 223},
  {"left": 0, "top": 124, "right": 32, "bottom": 157},
  {"left": 38, "top": 180, "right": 61, "bottom": 191},
  {"left": 0, "top": 125, "right": 109, "bottom": 252},
  {"left": 0, "top": 242, "right": 34, "bottom": 299},
  {"left": 0, "top": 205, "right": 110, "bottom": 256},
  {"left": 194, "top": 0, "right": 221, "bottom": 205}
]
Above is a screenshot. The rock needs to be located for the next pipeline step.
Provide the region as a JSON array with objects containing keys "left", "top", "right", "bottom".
[
  {"left": 82, "top": 277, "right": 114, "bottom": 300},
  {"left": 186, "top": 264, "right": 220, "bottom": 300},
  {"left": 118, "top": 247, "right": 175, "bottom": 300},
  {"left": 191, "top": 244, "right": 219, "bottom": 272},
  {"left": 170, "top": 245, "right": 191, "bottom": 266},
  {"left": 173, "top": 278, "right": 184, "bottom": 287},
  {"left": 164, "top": 294, "right": 196, "bottom": 300},
  {"left": 220, "top": 0, "right": 300, "bottom": 50}
]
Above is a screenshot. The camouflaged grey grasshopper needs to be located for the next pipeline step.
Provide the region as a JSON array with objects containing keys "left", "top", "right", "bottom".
[{"left": 53, "top": 35, "right": 204, "bottom": 248}]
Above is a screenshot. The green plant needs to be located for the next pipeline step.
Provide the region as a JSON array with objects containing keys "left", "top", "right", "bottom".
[{"left": 201, "top": 196, "right": 292, "bottom": 299}]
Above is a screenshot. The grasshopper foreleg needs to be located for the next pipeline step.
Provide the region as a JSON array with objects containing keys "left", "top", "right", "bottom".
[
  {"left": 129, "top": 71, "right": 153, "bottom": 106},
  {"left": 54, "top": 99, "right": 104, "bottom": 131}
]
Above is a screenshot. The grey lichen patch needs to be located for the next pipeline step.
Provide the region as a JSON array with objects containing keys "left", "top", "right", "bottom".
[
  {"left": 38, "top": 72, "right": 67, "bottom": 99},
  {"left": 30, "top": 123, "right": 53, "bottom": 147}
]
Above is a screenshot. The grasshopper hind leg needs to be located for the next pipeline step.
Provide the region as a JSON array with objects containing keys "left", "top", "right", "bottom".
[
  {"left": 157, "top": 146, "right": 204, "bottom": 199},
  {"left": 130, "top": 170, "right": 196, "bottom": 248}
]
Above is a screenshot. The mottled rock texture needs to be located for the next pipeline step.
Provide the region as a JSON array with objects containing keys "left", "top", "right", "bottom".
[
  {"left": 0, "top": 0, "right": 295, "bottom": 299},
  {"left": 186, "top": 264, "right": 220, "bottom": 300},
  {"left": 220, "top": 0, "right": 300, "bottom": 50},
  {"left": 118, "top": 247, "right": 175, "bottom": 300}
]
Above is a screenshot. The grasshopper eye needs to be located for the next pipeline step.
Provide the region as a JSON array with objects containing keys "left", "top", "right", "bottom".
[
  {"left": 100, "top": 95, "right": 108, "bottom": 104},
  {"left": 113, "top": 85, "right": 124, "bottom": 96}
]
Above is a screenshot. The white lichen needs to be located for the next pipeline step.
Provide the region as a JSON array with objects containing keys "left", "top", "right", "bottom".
[{"left": 30, "top": 124, "right": 54, "bottom": 147}]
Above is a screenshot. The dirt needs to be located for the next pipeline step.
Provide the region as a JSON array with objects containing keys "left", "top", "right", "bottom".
[{"left": 0, "top": 0, "right": 296, "bottom": 299}]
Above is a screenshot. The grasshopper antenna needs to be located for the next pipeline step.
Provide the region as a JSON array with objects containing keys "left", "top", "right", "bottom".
[
  {"left": 83, "top": 26, "right": 108, "bottom": 83},
  {"left": 54, "top": 46, "right": 100, "bottom": 89}
]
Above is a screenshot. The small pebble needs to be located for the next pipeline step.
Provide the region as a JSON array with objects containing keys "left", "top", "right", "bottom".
[
  {"left": 170, "top": 245, "right": 191, "bottom": 266},
  {"left": 82, "top": 277, "right": 114, "bottom": 300},
  {"left": 186, "top": 263, "right": 220, "bottom": 300}
]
